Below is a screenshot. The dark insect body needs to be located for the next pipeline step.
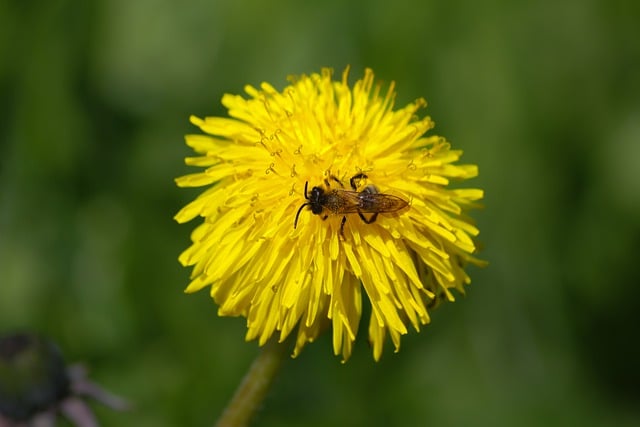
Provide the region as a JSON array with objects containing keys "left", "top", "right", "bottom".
[{"left": 294, "top": 173, "right": 408, "bottom": 238}]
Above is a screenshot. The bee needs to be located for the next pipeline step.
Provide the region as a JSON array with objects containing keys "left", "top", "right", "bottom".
[{"left": 294, "top": 173, "right": 409, "bottom": 238}]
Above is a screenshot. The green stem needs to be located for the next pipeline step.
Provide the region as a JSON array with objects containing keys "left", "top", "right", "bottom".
[{"left": 215, "top": 340, "right": 289, "bottom": 427}]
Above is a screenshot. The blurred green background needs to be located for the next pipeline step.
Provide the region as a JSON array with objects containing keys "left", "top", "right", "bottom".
[{"left": 1, "top": 0, "right": 639, "bottom": 426}]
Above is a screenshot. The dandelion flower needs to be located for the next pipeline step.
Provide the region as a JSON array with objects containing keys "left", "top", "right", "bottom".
[{"left": 175, "top": 67, "right": 484, "bottom": 361}]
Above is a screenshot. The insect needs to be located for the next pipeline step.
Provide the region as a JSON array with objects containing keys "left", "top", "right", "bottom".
[{"left": 293, "top": 173, "right": 409, "bottom": 238}]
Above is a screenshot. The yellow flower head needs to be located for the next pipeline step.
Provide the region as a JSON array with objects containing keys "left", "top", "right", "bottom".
[{"left": 175, "top": 67, "right": 484, "bottom": 361}]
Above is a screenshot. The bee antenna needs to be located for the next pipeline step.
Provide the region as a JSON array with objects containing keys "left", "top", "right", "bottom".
[
  {"left": 304, "top": 181, "right": 309, "bottom": 199},
  {"left": 294, "top": 202, "right": 310, "bottom": 229}
]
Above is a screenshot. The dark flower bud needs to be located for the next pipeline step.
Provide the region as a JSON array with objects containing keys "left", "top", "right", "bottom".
[{"left": 0, "top": 333, "right": 70, "bottom": 422}]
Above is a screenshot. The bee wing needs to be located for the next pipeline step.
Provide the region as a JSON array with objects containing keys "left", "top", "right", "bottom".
[
  {"left": 358, "top": 192, "right": 409, "bottom": 213},
  {"left": 327, "top": 190, "right": 363, "bottom": 214}
]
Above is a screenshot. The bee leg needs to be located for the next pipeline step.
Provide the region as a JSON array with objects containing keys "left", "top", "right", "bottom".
[
  {"left": 358, "top": 211, "right": 378, "bottom": 224},
  {"left": 349, "top": 173, "right": 368, "bottom": 190},
  {"left": 340, "top": 216, "right": 347, "bottom": 239},
  {"left": 327, "top": 175, "right": 344, "bottom": 188},
  {"left": 322, "top": 215, "right": 329, "bottom": 221}
]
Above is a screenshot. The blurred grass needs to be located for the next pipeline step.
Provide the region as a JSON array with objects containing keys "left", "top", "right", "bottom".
[{"left": 1, "top": 0, "right": 639, "bottom": 426}]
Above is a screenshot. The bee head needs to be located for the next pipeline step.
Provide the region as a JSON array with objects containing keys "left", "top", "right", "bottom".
[
  {"left": 308, "top": 187, "right": 325, "bottom": 214},
  {"left": 294, "top": 183, "right": 326, "bottom": 229}
]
